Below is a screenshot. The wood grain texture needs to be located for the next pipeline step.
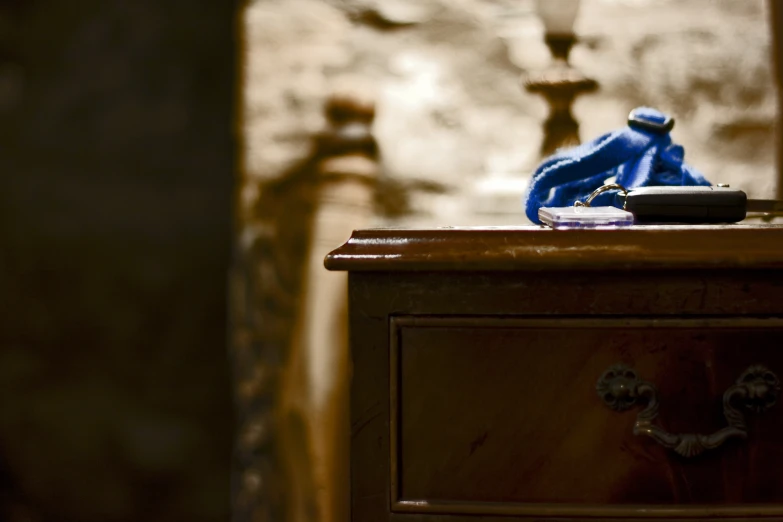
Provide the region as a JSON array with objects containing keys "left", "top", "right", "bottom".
[
  {"left": 335, "top": 227, "right": 783, "bottom": 521},
  {"left": 325, "top": 225, "right": 783, "bottom": 272},
  {"left": 393, "top": 317, "right": 783, "bottom": 515},
  {"left": 348, "top": 274, "right": 391, "bottom": 522}
]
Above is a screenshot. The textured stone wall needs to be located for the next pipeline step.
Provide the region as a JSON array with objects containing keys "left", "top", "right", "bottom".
[
  {"left": 243, "top": 0, "right": 775, "bottom": 227},
  {"left": 0, "top": 1, "right": 236, "bottom": 521}
]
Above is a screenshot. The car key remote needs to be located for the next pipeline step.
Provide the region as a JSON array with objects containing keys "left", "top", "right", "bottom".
[{"left": 621, "top": 186, "right": 783, "bottom": 224}]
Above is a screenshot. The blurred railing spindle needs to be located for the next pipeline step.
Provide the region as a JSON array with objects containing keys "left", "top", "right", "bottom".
[
  {"left": 281, "top": 88, "right": 378, "bottom": 522},
  {"left": 771, "top": 0, "right": 783, "bottom": 199},
  {"left": 231, "top": 82, "right": 379, "bottom": 522}
]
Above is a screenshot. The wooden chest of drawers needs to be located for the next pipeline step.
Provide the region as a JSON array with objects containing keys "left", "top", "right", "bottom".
[{"left": 325, "top": 226, "right": 783, "bottom": 521}]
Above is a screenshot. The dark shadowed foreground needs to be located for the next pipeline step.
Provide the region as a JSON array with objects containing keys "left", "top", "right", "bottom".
[{"left": 0, "top": 1, "right": 237, "bottom": 521}]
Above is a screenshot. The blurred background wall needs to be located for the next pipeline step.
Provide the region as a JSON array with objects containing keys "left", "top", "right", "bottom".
[
  {"left": 236, "top": 1, "right": 777, "bottom": 522},
  {"left": 0, "top": 0, "right": 237, "bottom": 521},
  {"left": 243, "top": 0, "right": 776, "bottom": 228}
]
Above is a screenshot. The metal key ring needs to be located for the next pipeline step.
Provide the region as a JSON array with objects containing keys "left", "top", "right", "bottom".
[{"left": 574, "top": 183, "right": 628, "bottom": 208}]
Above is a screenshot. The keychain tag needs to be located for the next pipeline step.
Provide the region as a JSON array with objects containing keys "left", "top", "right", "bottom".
[
  {"left": 539, "top": 182, "right": 634, "bottom": 229},
  {"left": 538, "top": 206, "right": 634, "bottom": 229}
]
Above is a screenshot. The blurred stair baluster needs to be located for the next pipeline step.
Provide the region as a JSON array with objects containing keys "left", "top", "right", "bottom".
[
  {"left": 231, "top": 82, "right": 380, "bottom": 522},
  {"left": 285, "top": 87, "right": 379, "bottom": 522}
]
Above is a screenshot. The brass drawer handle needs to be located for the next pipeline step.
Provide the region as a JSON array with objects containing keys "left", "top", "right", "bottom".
[{"left": 597, "top": 364, "right": 780, "bottom": 458}]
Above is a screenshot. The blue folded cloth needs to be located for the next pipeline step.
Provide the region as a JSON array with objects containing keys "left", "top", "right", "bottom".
[{"left": 523, "top": 107, "right": 711, "bottom": 224}]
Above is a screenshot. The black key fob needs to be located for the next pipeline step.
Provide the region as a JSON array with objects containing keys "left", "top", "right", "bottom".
[{"left": 622, "top": 186, "right": 748, "bottom": 224}]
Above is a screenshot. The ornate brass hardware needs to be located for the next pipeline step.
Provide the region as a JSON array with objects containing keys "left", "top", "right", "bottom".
[{"left": 597, "top": 364, "right": 780, "bottom": 458}]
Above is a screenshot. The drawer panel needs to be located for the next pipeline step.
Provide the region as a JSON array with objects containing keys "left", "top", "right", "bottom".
[{"left": 391, "top": 316, "right": 783, "bottom": 518}]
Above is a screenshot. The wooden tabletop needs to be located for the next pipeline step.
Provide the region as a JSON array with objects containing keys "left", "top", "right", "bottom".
[{"left": 324, "top": 225, "right": 783, "bottom": 272}]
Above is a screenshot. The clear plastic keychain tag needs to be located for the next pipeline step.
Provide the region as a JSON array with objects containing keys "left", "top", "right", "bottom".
[
  {"left": 538, "top": 182, "right": 635, "bottom": 229},
  {"left": 538, "top": 205, "right": 634, "bottom": 229}
]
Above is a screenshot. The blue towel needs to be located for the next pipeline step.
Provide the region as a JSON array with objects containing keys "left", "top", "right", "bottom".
[{"left": 523, "top": 107, "right": 711, "bottom": 224}]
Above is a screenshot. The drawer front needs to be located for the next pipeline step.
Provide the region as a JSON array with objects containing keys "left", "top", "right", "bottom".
[{"left": 391, "top": 316, "right": 783, "bottom": 518}]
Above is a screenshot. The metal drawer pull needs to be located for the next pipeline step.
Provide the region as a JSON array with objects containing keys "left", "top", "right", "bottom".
[{"left": 597, "top": 364, "right": 780, "bottom": 458}]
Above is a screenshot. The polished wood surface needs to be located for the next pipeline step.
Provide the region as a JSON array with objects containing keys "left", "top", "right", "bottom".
[
  {"left": 328, "top": 226, "right": 783, "bottom": 521},
  {"left": 325, "top": 225, "right": 783, "bottom": 272},
  {"left": 395, "top": 317, "right": 783, "bottom": 510}
]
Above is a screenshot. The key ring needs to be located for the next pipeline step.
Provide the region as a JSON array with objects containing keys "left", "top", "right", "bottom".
[{"left": 574, "top": 183, "right": 629, "bottom": 209}]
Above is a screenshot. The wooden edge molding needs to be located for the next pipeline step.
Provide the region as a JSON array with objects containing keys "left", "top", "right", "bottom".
[{"left": 325, "top": 225, "right": 783, "bottom": 272}]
